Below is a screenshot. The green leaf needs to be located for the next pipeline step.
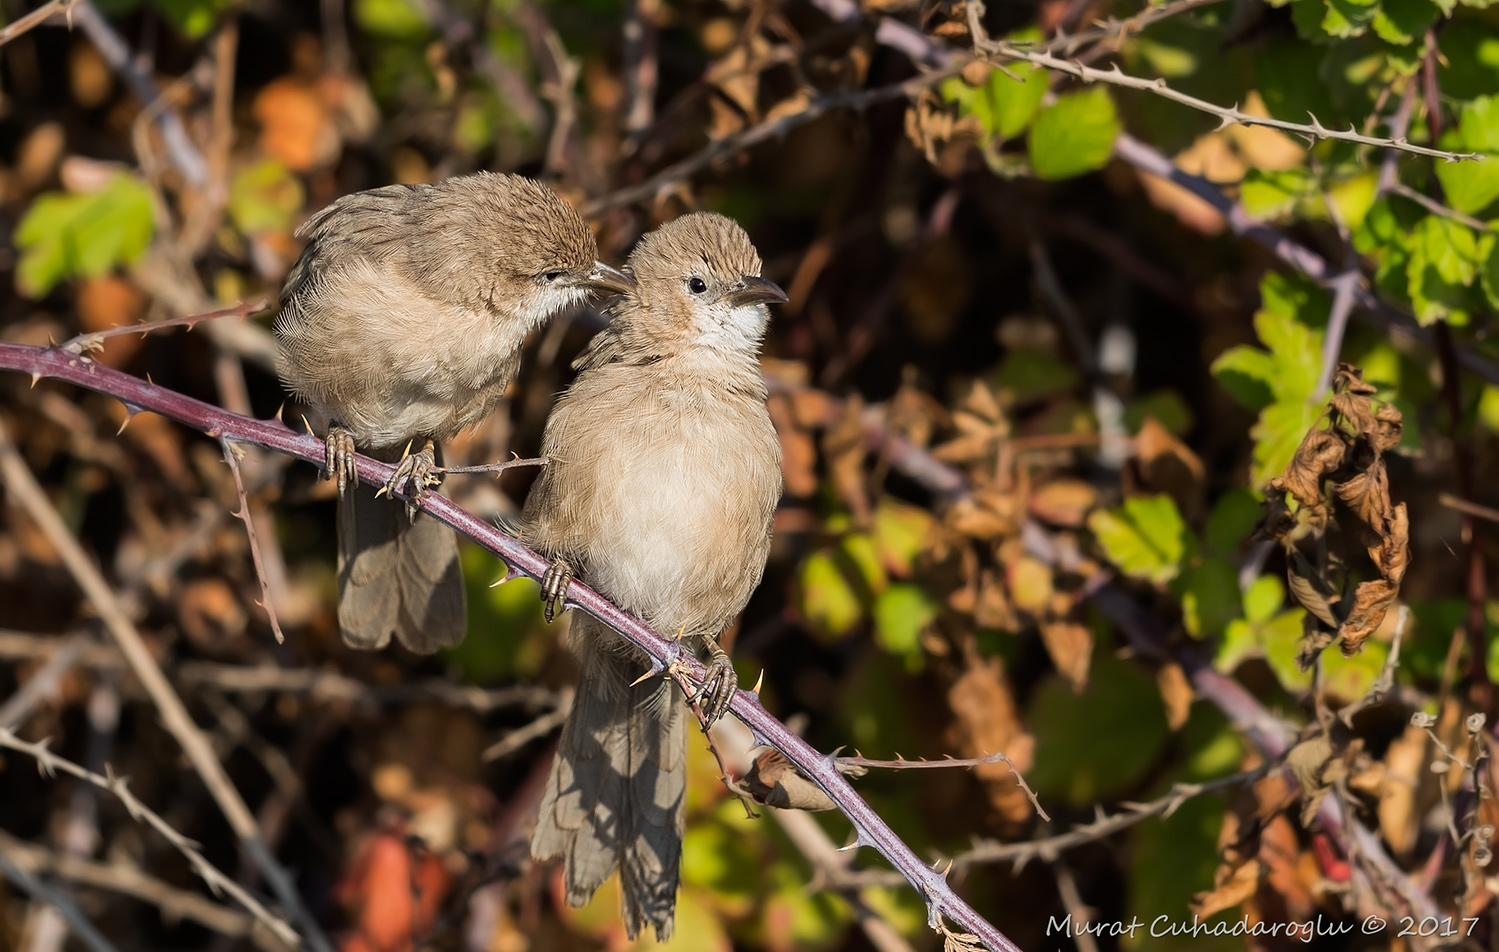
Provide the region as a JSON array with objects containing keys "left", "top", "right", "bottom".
[
  {"left": 1029, "top": 649, "right": 1171, "bottom": 804},
  {"left": 1252, "top": 302, "right": 1324, "bottom": 403},
  {"left": 1322, "top": 0, "right": 1379, "bottom": 38},
  {"left": 1241, "top": 168, "right": 1315, "bottom": 219},
  {"left": 228, "top": 160, "right": 304, "bottom": 235},
  {"left": 1251, "top": 398, "right": 1321, "bottom": 487},
  {"left": 1210, "top": 346, "right": 1277, "bottom": 411},
  {"left": 353, "top": 0, "right": 430, "bottom": 37},
  {"left": 1435, "top": 97, "right": 1499, "bottom": 215},
  {"left": 872, "top": 584, "right": 938, "bottom": 667},
  {"left": 1326, "top": 171, "right": 1378, "bottom": 230},
  {"left": 1371, "top": 0, "right": 1439, "bottom": 44},
  {"left": 1218, "top": 608, "right": 1309, "bottom": 689},
  {"left": 1439, "top": 25, "right": 1499, "bottom": 101},
  {"left": 1243, "top": 575, "right": 1287, "bottom": 624},
  {"left": 15, "top": 173, "right": 155, "bottom": 298},
  {"left": 1179, "top": 558, "right": 1242, "bottom": 639},
  {"left": 1407, "top": 215, "right": 1482, "bottom": 325},
  {"left": 992, "top": 349, "right": 1079, "bottom": 403},
  {"left": 1028, "top": 88, "right": 1120, "bottom": 180},
  {"left": 871, "top": 498, "right": 935, "bottom": 577},
  {"left": 1204, "top": 489, "right": 1263, "bottom": 556},
  {"left": 977, "top": 63, "right": 1049, "bottom": 139},
  {"left": 1088, "top": 495, "right": 1192, "bottom": 585},
  {"left": 797, "top": 551, "right": 865, "bottom": 639}
]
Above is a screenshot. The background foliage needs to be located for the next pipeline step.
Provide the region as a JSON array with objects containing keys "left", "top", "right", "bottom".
[{"left": 1, "top": 0, "right": 1498, "bottom": 948}]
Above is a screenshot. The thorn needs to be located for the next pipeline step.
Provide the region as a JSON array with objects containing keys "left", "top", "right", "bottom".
[
  {"left": 374, "top": 485, "right": 388, "bottom": 499},
  {"left": 674, "top": 625, "right": 686, "bottom": 643},
  {"left": 145, "top": 372, "right": 154, "bottom": 386},
  {"left": 400, "top": 439, "right": 413, "bottom": 461},
  {"left": 274, "top": 402, "right": 285, "bottom": 422},
  {"left": 751, "top": 669, "right": 765, "bottom": 694},
  {"left": 30, "top": 373, "right": 41, "bottom": 388},
  {"left": 630, "top": 668, "right": 660, "bottom": 687}
]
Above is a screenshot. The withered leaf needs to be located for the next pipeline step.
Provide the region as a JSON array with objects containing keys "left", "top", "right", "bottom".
[
  {"left": 1270, "top": 427, "right": 1344, "bottom": 511},
  {"left": 1041, "top": 621, "right": 1092, "bottom": 693},
  {"left": 1336, "top": 579, "right": 1399, "bottom": 656},
  {"left": 1191, "top": 856, "right": 1262, "bottom": 919},
  {"left": 1286, "top": 549, "right": 1341, "bottom": 631},
  {"left": 744, "top": 750, "right": 841, "bottom": 811},
  {"left": 1286, "top": 734, "right": 1335, "bottom": 827},
  {"left": 1333, "top": 463, "right": 1390, "bottom": 535},
  {"left": 1155, "top": 661, "right": 1193, "bottom": 730},
  {"left": 1027, "top": 478, "right": 1098, "bottom": 528},
  {"left": 1373, "top": 404, "right": 1403, "bottom": 453}
]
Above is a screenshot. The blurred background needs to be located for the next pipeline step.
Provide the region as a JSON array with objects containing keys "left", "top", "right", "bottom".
[{"left": 1, "top": 0, "right": 1498, "bottom": 948}]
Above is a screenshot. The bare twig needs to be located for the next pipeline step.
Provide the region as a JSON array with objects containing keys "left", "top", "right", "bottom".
[
  {"left": 0, "top": 729, "right": 297, "bottom": 946},
  {"left": 218, "top": 439, "right": 285, "bottom": 644},
  {"left": 0, "top": 344, "right": 1020, "bottom": 952},
  {"left": 178, "top": 660, "right": 561, "bottom": 711},
  {"left": 0, "top": 635, "right": 86, "bottom": 730},
  {"left": 1338, "top": 605, "right": 1410, "bottom": 727},
  {"left": 61, "top": 301, "right": 266, "bottom": 356},
  {"left": 1440, "top": 492, "right": 1499, "bottom": 525},
  {"left": 481, "top": 688, "right": 574, "bottom": 761},
  {"left": 70, "top": 1, "right": 207, "bottom": 186},
  {"left": 0, "top": 850, "right": 120, "bottom": 952},
  {"left": 1389, "top": 182, "right": 1498, "bottom": 233},
  {"left": 0, "top": 0, "right": 81, "bottom": 47},
  {"left": 0, "top": 830, "right": 287, "bottom": 950},
  {"left": 0, "top": 418, "right": 332, "bottom": 952},
  {"left": 839, "top": 751, "right": 1049, "bottom": 821}
]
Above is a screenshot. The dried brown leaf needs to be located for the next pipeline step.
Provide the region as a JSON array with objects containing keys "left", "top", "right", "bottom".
[
  {"left": 1041, "top": 621, "right": 1092, "bottom": 692},
  {"left": 1286, "top": 550, "right": 1340, "bottom": 631},
  {"left": 822, "top": 394, "right": 870, "bottom": 524},
  {"left": 947, "top": 653, "right": 1035, "bottom": 825},
  {"left": 768, "top": 394, "right": 818, "bottom": 498},
  {"left": 1156, "top": 661, "right": 1193, "bottom": 730},
  {"left": 1336, "top": 579, "right": 1399, "bottom": 656},
  {"left": 744, "top": 750, "right": 838, "bottom": 811},
  {"left": 1027, "top": 479, "right": 1098, "bottom": 528},
  {"left": 1131, "top": 418, "right": 1205, "bottom": 517},
  {"left": 1269, "top": 428, "right": 1344, "bottom": 511}
]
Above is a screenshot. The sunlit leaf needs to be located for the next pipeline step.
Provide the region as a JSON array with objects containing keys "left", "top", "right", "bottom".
[
  {"left": 15, "top": 173, "right": 155, "bottom": 298},
  {"left": 1088, "top": 494, "right": 1192, "bottom": 585},
  {"left": 1028, "top": 88, "right": 1120, "bottom": 180}
]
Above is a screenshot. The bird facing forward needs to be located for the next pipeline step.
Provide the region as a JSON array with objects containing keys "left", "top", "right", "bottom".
[
  {"left": 522, "top": 211, "right": 786, "bottom": 939},
  {"left": 276, "top": 172, "right": 635, "bottom": 652}
]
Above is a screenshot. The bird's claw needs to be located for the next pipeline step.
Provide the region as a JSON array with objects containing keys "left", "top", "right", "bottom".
[
  {"left": 383, "top": 440, "right": 441, "bottom": 519},
  {"left": 689, "top": 643, "right": 738, "bottom": 727},
  {"left": 541, "top": 559, "right": 573, "bottom": 622},
  {"left": 324, "top": 424, "right": 358, "bottom": 495}
]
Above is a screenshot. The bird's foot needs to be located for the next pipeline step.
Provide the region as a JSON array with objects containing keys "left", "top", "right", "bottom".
[
  {"left": 324, "top": 423, "right": 358, "bottom": 495},
  {"left": 380, "top": 439, "right": 441, "bottom": 519},
  {"left": 688, "top": 642, "right": 738, "bottom": 727},
  {"left": 540, "top": 559, "right": 573, "bottom": 623}
]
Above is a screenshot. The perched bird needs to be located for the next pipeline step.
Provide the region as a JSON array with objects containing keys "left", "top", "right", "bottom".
[
  {"left": 522, "top": 212, "right": 786, "bottom": 939},
  {"left": 275, "top": 172, "right": 635, "bottom": 652}
]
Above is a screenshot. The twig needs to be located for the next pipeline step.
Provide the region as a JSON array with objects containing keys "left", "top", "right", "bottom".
[
  {"left": 0, "top": 728, "right": 297, "bottom": 947},
  {"left": 622, "top": 0, "right": 658, "bottom": 134},
  {"left": 1439, "top": 492, "right": 1499, "bottom": 525},
  {"left": 219, "top": 439, "right": 285, "bottom": 644},
  {"left": 1049, "top": 861, "right": 1098, "bottom": 952},
  {"left": 0, "top": 830, "right": 286, "bottom": 950},
  {"left": 582, "top": 69, "right": 962, "bottom": 216},
  {"left": 0, "top": 850, "right": 120, "bottom": 952},
  {"left": 839, "top": 751, "right": 1049, "bottom": 821},
  {"left": 0, "top": 417, "right": 333, "bottom": 952},
  {"left": 60, "top": 301, "right": 265, "bottom": 356},
  {"left": 481, "top": 688, "right": 573, "bottom": 761},
  {"left": 0, "top": 344, "right": 1020, "bottom": 952},
  {"left": 1315, "top": 270, "right": 1360, "bottom": 398},
  {"left": 662, "top": 662, "right": 760, "bottom": 819},
  {"left": 0, "top": 0, "right": 81, "bottom": 47},
  {"left": 70, "top": 1, "right": 207, "bottom": 186},
  {"left": 0, "top": 635, "right": 86, "bottom": 730},
  {"left": 177, "top": 660, "right": 561, "bottom": 711},
  {"left": 1389, "top": 182, "right": 1498, "bottom": 233}
]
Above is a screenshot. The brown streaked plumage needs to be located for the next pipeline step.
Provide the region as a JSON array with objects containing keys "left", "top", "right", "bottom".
[
  {"left": 522, "top": 211, "right": 786, "bottom": 940},
  {"left": 275, "top": 171, "right": 634, "bottom": 652}
]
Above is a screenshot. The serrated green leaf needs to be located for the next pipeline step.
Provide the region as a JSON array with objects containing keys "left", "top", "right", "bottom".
[
  {"left": 1088, "top": 495, "right": 1192, "bottom": 585},
  {"left": 1218, "top": 608, "right": 1309, "bottom": 689},
  {"left": 15, "top": 173, "right": 155, "bottom": 298},
  {"left": 798, "top": 551, "right": 864, "bottom": 639},
  {"left": 1123, "top": 390, "right": 1194, "bottom": 435},
  {"left": 978, "top": 63, "right": 1049, "bottom": 139},
  {"left": 872, "top": 498, "right": 935, "bottom": 577},
  {"left": 1326, "top": 171, "right": 1378, "bottom": 230},
  {"left": 1322, "top": 0, "right": 1379, "bottom": 37},
  {"left": 1435, "top": 98, "right": 1499, "bottom": 215},
  {"left": 1371, "top": 0, "right": 1438, "bottom": 43},
  {"left": 1484, "top": 234, "right": 1499, "bottom": 311},
  {"left": 1407, "top": 215, "right": 1482, "bottom": 325},
  {"left": 1028, "top": 88, "right": 1120, "bottom": 180},
  {"left": 1253, "top": 306, "right": 1323, "bottom": 403},
  {"left": 1251, "top": 398, "right": 1321, "bottom": 488}
]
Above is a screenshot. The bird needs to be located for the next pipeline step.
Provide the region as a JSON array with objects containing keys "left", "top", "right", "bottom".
[
  {"left": 275, "top": 171, "right": 636, "bottom": 653},
  {"left": 521, "top": 211, "right": 786, "bottom": 940}
]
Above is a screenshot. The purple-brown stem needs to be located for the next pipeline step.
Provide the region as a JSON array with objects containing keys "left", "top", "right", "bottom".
[{"left": 0, "top": 341, "right": 1019, "bottom": 952}]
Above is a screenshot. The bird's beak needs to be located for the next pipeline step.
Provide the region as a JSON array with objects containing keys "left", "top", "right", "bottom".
[
  {"left": 724, "top": 275, "right": 788, "bottom": 308},
  {"left": 580, "top": 261, "right": 637, "bottom": 296}
]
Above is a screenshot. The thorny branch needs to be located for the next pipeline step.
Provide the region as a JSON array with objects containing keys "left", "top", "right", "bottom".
[
  {"left": 0, "top": 342, "right": 1021, "bottom": 952},
  {"left": 0, "top": 728, "right": 297, "bottom": 947}
]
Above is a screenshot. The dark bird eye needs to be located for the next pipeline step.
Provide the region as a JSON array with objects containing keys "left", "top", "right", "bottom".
[
  {"left": 543, "top": 271, "right": 564, "bottom": 282},
  {"left": 688, "top": 277, "right": 708, "bottom": 294}
]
